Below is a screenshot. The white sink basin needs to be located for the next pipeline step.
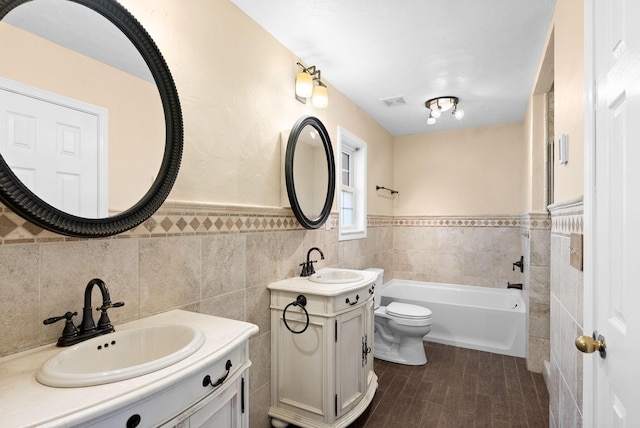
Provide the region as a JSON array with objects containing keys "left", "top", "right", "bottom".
[
  {"left": 308, "top": 269, "right": 364, "bottom": 284},
  {"left": 37, "top": 324, "right": 205, "bottom": 387}
]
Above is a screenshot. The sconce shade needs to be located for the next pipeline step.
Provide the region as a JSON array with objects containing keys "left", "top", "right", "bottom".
[
  {"left": 312, "top": 84, "right": 329, "bottom": 108},
  {"left": 296, "top": 71, "right": 313, "bottom": 98}
]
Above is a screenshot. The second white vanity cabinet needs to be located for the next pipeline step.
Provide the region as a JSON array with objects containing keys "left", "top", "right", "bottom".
[{"left": 268, "top": 269, "right": 377, "bottom": 428}]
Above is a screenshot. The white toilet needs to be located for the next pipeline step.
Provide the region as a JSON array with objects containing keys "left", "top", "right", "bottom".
[{"left": 366, "top": 268, "right": 432, "bottom": 366}]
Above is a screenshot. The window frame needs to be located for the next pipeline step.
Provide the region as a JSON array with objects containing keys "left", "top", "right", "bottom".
[{"left": 337, "top": 126, "right": 367, "bottom": 241}]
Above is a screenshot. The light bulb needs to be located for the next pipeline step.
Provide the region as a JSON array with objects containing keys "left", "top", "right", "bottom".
[
  {"left": 312, "top": 84, "right": 329, "bottom": 108},
  {"left": 295, "top": 71, "right": 313, "bottom": 98},
  {"left": 431, "top": 108, "right": 441, "bottom": 119},
  {"left": 454, "top": 109, "right": 465, "bottom": 120},
  {"left": 427, "top": 115, "right": 437, "bottom": 125}
]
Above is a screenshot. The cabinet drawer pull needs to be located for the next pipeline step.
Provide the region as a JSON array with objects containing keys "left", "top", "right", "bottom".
[
  {"left": 345, "top": 294, "right": 359, "bottom": 306},
  {"left": 203, "top": 359, "right": 232, "bottom": 389}
]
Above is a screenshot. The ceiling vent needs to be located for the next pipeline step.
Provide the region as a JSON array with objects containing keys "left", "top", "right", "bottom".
[{"left": 380, "top": 95, "right": 408, "bottom": 107}]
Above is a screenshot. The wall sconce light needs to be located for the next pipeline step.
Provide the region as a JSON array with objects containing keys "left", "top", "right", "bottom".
[
  {"left": 425, "top": 96, "right": 464, "bottom": 125},
  {"left": 295, "top": 62, "right": 329, "bottom": 108}
]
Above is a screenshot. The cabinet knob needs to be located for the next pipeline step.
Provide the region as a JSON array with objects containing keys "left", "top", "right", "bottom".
[{"left": 126, "top": 414, "right": 141, "bottom": 428}]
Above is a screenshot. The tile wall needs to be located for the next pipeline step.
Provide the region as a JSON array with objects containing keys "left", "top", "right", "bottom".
[
  {"left": 548, "top": 198, "right": 584, "bottom": 427},
  {"left": 522, "top": 213, "right": 552, "bottom": 373},
  {"left": 391, "top": 216, "right": 525, "bottom": 287},
  {"left": 1, "top": 202, "right": 555, "bottom": 427},
  {"left": 0, "top": 201, "right": 393, "bottom": 428}
]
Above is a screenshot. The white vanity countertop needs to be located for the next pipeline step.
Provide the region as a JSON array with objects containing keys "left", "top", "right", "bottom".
[
  {"left": 267, "top": 268, "right": 377, "bottom": 295},
  {"left": 0, "top": 310, "right": 259, "bottom": 427}
]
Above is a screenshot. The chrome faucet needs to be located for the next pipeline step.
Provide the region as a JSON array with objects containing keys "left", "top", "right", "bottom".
[
  {"left": 43, "top": 278, "right": 124, "bottom": 347},
  {"left": 300, "top": 247, "right": 324, "bottom": 277}
]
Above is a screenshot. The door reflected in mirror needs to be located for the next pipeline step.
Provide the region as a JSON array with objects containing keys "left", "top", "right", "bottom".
[{"left": 0, "top": 0, "right": 164, "bottom": 218}]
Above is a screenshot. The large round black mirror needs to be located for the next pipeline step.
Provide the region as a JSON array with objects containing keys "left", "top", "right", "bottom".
[
  {"left": 285, "top": 116, "right": 335, "bottom": 229},
  {"left": 0, "top": 0, "right": 182, "bottom": 237}
]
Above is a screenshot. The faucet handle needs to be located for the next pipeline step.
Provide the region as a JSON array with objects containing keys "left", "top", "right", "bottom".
[
  {"left": 96, "top": 301, "right": 124, "bottom": 331},
  {"left": 96, "top": 301, "right": 125, "bottom": 312},
  {"left": 44, "top": 311, "right": 78, "bottom": 339}
]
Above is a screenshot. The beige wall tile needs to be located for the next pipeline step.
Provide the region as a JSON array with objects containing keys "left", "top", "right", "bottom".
[
  {"left": 41, "top": 240, "right": 139, "bottom": 341},
  {"left": 0, "top": 244, "right": 40, "bottom": 356},
  {"left": 201, "top": 234, "right": 246, "bottom": 298},
  {"left": 139, "top": 236, "right": 200, "bottom": 316},
  {"left": 201, "top": 289, "right": 246, "bottom": 321}
]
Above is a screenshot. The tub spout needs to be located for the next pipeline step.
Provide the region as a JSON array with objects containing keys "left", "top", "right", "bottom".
[{"left": 507, "top": 282, "right": 523, "bottom": 290}]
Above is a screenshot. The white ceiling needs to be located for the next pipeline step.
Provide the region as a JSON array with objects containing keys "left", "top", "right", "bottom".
[
  {"left": 230, "top": 0, "right": 556, "bottom": 136},
  {"left": 4, "top": 0, "right": 153, "bottom": 83}
]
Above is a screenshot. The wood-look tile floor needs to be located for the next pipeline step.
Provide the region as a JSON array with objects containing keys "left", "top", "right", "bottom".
[{"left": 349, "top": 341, "right": 549, "bottom": 428}]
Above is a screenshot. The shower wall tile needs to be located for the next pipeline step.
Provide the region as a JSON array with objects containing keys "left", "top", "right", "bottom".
[
  {"left": 521, "top": 213, "right": 551, "bottom": 373},
  {"left": 549, "top": 199, "right": 584, "bottom": 427},
  {"left": 392, "top": 217, "right": 525, "bottom": 289},
  {"left": 530, "top": 302, "right": 551, "bottom": 339}
]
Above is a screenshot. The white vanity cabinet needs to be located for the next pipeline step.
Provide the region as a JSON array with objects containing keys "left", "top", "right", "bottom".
[
  {"left": 0, "top": 311, "right": 258, "bottom": 428},
  {"left": 268, "top": 270, "right": 378, "bottom": 428}
]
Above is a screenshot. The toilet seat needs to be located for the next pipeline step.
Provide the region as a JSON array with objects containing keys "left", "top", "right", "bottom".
[
  {"left": 375, "top": 302, "right": 432, "bottom": 327},
  {"left": 386, "top": 302, "right": 432, "bottom": 320}
]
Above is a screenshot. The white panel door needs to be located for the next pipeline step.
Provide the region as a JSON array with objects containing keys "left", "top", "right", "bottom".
[
  {"left": 0, "top": 78, "right": 107, "bottom": 217},
  {"left": 584, "top": 0, "right": 640, "bottom": 425}
]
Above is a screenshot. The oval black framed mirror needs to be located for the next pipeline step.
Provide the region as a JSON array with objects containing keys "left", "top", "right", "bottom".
[
  {"left": 285, "top": 115, "right": 335, "bottom": 229},
  {"left": 0, "top": 0, "right": 182, "bottom": 237}
]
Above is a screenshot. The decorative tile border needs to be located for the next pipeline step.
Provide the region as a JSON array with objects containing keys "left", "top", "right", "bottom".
[
  {"left": 391, "top": 215, "right": 522, "bottom": 228},
  {"left": 1, "top": 199, "right": 545, "bottom": 245},
  {"left": 521, "top": 212, "right": 552, "bottom": 230},
  {"left": 548, "top": 197, "right": 584, "bottom": 236}
]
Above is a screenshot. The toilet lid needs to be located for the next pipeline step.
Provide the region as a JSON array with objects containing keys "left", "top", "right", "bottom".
[{"left": 386, "top": 302, "right": 432, "bottom": 319}]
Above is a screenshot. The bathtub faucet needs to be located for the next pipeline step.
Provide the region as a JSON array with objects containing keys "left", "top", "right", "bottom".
[
  {"left": 507, "top": 282, "right": 523, "bottom": 290},
  {"left": 300, "top": 247, "right": 324, "bottom": 277}
]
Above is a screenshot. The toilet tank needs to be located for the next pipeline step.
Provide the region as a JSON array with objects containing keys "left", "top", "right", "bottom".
[{"left": 365, "top": 268, "right": 384, "bottom": 308}]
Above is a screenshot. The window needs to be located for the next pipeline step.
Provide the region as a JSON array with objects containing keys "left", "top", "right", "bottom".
[{"left": 338, "top": 127, "right": 367, "bottom": 241}]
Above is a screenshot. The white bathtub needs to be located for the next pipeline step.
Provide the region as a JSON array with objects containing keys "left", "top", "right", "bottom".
[{"left": 379, "top": 279, "right": 526, "bottom": 357}]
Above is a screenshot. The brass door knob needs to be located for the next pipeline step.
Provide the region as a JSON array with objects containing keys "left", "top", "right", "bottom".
[{"left": 575, "top": 332, "right": 606, "bottom": 358}]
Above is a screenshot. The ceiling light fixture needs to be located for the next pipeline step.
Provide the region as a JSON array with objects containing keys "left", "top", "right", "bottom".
[
  {"left": 425, "top": 96, "right": 464, "bottom": 125},
  {"left": 295, "top": 62, "right": 329, "bottom": 108}
]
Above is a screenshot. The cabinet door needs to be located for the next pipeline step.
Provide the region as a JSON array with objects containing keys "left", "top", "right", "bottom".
[
  {"left": 335, "top": 305, "right": 366, "bottom": 418},
  {"left": 275, "top": 312, "right": 328, "bottom": 422},
  {"left": 163, "top": 373, "right": 247, "bottom": 428}
]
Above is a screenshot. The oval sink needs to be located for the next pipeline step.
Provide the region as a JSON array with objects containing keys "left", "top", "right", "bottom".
[
  {"left": 308, "top": 269, "right": 364, "bottom": 284},
  {"left": 37, "top": 324, "right": 205, "bottom": 387}
]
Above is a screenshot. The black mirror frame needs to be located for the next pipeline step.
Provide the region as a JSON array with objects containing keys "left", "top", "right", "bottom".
[
  {"left": 285, "top": 115, "right": 335, "bottom": 230},
  {"left": 0, "top": 0, "right": 183, "bottom": 238}
]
